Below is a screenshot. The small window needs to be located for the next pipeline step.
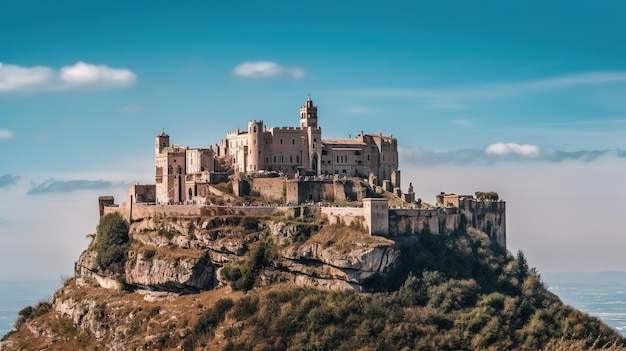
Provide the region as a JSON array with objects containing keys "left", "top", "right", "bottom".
[
  {"left": 274, "top": 156, "right": 276, "bottom": 162},
  {"left": 296, "top": 155, "right": 300, "bottom": 163},
  {"left": 280, "top": 139, "right": 283, "bottom": 145},
  {"left": 292, "top": 138, "right": 295, "bottom": 145},
  {"left": 290, "top": 155, "right": 293, "bottom": 163}
]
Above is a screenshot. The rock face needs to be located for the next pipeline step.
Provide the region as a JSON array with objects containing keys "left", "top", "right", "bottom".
[
  {"left": 125, "top": 252, "right": 217, "bottom": 293},
  {"left": 73, "top": 214, "right": 399, "bottom": 294}
]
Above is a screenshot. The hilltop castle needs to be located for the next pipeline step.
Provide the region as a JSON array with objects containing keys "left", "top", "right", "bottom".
[
  {"left": 102, "top": 96, "right": 506, "bottom": 248},
  {"left": 155, "top": 96, "right": 400, "bottom": 204}
]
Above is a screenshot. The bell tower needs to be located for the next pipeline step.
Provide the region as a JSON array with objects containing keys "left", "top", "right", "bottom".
[
  {"left": 300, "top": 95, "right": 318, "bottom": 128},
  {"left": 155, "top": 129, "right": 169, "bottom": 155}
]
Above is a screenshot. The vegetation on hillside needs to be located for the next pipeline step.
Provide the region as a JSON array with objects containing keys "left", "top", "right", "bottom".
[
  {"left": 95, "top": 212, "right": 130, "bottom": 274},
  {"left": 188, "top": 228, "right": 624, "bottom": 351}
]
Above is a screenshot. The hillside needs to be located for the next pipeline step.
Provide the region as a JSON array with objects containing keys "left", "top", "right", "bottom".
[{"left": 1, "top": 210, "right": 624, "bottom": 350}]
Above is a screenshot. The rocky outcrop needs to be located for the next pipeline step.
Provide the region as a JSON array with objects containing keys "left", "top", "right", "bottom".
[
  {"left": 281, "top": 241, "right": 399, "bottom": 289},
  {"left": 72, "top": 214, "right": 400, "bottom": 295},
  {"left": 124, "top": 251, "right": 217, "bottom": 293}
]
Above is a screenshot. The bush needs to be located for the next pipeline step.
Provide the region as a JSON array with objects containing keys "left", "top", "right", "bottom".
[{"left": 95, "top": 212, "right": 130, "bottom": 272}]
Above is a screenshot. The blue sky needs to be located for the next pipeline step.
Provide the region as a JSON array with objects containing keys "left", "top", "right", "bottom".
[{"left": 1, "top": 1, "right": 626, "bottom": 278}]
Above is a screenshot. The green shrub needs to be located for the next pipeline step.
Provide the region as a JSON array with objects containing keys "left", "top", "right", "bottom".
[{"left": 95, "top": 212, "right": 130, "bottom": 272}]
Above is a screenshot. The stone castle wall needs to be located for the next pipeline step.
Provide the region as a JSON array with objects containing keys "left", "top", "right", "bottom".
[{"left": 320, "top": 207, "right": 364, "bottom": 227}]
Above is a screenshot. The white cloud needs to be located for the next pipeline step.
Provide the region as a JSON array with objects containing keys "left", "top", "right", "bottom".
[
  {"left": 400, "top": 145, "right": 622, "bottom": 167},
  {"left": 485, "top": 142, "right": 541, "bottom": 157},
  {"left": 330, "top": 71, "right": 626, "bottom": 100},
  {"left": 0, "top": 129, "right": 14, "bottom": 139},
  {"left": 232, "top": 61, "right": 304, "bottom": 79},
  {"left": 0, "top": 61, "right": 136, "bottom": 92}
]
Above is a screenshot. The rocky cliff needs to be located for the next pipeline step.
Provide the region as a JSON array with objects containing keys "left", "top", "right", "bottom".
[{"left": 2, "top": 211, "right": 624, "bottom": 351}]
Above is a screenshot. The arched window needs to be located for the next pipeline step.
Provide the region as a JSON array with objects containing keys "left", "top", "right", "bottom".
[
  {"left": 253, "top": 126, "right": 257, "bottom": 133},
  {"left": 168, "top": 165, "right": 173, "bottom": 175},
  {"left": 296, "top": 155, "right": 300, "bottom": 163},
  {"left": 177, "top": 165, "right": 182, "bottom": 174},
  {"left": 290, "top": 155, "right": 293, "bottom": 163}
]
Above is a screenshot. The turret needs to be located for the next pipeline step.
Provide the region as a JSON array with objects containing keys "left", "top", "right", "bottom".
[
  {"left": 300, "top": 95, "right": 318, "bottom": 128},
  {"left": 155, "top": 129, "right": 169, "bottom": 155},
  {"left": 248, "top": 120, "right": 264, "bottom": 171}
]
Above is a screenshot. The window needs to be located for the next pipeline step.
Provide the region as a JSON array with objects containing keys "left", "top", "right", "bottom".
[
  {"left": 177, "top": 165, "right": 182, "bottom": 174},
  {"left": 274, "top": 156, "right": 276, "bottom": 162},
  {"left": 266, "top": 157, "right": 269, "bottom": 163},
  {"left": 296, "top": 155, "right": 300, "bottom": 163},
  {"left": 280, "top": 139, "right": 283, "bottom": 145},
  {"left": 290, "top": 155, "right": 293, "bottom": 163},
  {"left": 253, "top": 126, "right": 257, "bottom": 133},
  {"left": 367, "top": 155, "right": 370, "bottom": 161},
  {"left": 292, "top": 138, "right": 295, "bottom": 145},
  {"left": 168, "top": 165, "right": 173, "bottom": 175},
  {"left": 337, "top": 156, "right": 339, "bottom": 163},
  {"left": 253, "top": 139, "right": 256, "bottom": 145}
]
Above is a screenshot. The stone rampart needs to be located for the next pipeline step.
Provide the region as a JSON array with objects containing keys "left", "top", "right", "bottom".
[
  {"left": 253, "top": 178, "right": 285, "bottom": 202},
  {"left": 321, "top": 207, "right": 364, "bottom": 227}
]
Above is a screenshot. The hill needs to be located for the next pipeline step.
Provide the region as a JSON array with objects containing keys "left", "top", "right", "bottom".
[{"left": 1, "top": 209, "right": 624, "bottom": 350}]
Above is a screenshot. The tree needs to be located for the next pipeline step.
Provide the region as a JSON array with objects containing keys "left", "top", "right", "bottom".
[{"left": 95, "top": 212, "right": 130, "bottom": 273}]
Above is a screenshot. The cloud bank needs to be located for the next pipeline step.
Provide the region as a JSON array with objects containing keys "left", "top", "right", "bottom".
[
  {"left": 0, "top": 129, "right": 14, "bottom": 139},
  {"left": 27, "top": 179, "right": 124, "bottom": 195},
  {"left": 0, "top": 174, "right": 20, "bottom": 188},
  {"left": 400, "top": 143, "right": 625, "bottom": 167},
  {"left": 232, "top": 61, "right": 304, "bottom": 79},
  {"left": 0, "top": 61, "right": 136, "bottom": 92}
]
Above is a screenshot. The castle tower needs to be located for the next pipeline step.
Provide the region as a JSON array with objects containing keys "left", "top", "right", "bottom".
[
  {"left": 300, "top": 95, "right": 318, "bottom": 128},
  {"left": 363, "top": 198, "right": 389, "bottom": 235},
  {"left": 156, "top": 129, "right": 170, "bottom": 155},
  {"left": 247, "top": 120, "right": 264, "bottom": 172}
]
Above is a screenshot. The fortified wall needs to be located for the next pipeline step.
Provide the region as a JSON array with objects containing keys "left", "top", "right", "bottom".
[{"left": 100, "top": 185, "right": 506, "bottom": 249}]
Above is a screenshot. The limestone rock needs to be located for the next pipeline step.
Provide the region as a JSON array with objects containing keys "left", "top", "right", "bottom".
[{"left": 125, "top": 251, "right": 216, "bottom": 293}]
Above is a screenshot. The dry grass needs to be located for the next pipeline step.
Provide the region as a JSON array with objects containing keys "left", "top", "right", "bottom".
[
  {"left": 306, "top": 223, "right": 394, "bottom": 252},
  {"left": 542, "top": 338, "right": 626, "bottom": 351},
  {"left": 4, "top": 276, "right": 245, "bottom": 351}
]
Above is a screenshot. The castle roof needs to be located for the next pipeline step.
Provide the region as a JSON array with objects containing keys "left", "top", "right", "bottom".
[
  {"left": 157, "top": 129, "right": 169, "bottom": 137},
  {"left": 322, "top": 138, "right": 367, "bottom": 146}
]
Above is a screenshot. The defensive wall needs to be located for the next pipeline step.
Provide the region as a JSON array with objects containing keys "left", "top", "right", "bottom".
[{"left": 100, "top": 186, "right": 506, "bottom": 248}]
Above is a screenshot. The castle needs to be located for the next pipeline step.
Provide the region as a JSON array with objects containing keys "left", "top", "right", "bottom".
[
  {"left": 155, "top": 96, "right": 400, "bottom": 204},
  {"left": 102, "top": 96, "right": 506, "bottom": 248}
]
